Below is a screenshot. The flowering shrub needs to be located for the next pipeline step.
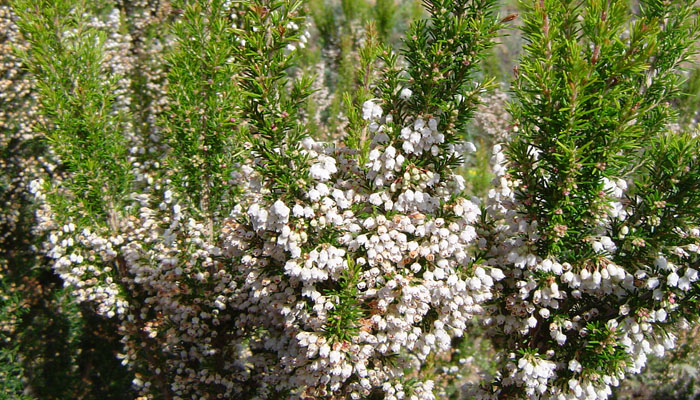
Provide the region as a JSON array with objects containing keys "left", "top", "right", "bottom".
[
  {"left": 3, "top": 0, "right": 700, "bottom": 399},
  {"left": 469, "top": 1, "right": 700, "bottom": 398}
]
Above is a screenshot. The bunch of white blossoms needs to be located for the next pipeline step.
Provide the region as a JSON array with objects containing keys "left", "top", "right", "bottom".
[
  {"left": 215, "top": 96, "right": 504, "bottom": 399},
  {"left": 465, "top": 143, "right": 700, "bottom": 400},
  {"left": 32, "top": 98, "right": 499, "bottom": 399}
]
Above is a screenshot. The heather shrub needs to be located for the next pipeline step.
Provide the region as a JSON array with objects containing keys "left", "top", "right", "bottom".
[
  {"left": 0, "top": 2, "right": 134, "bottom": 398},
  {"left": 2, "top": 0, "right": 700, "bottom": 399},
  {"left": 470, "top": 1, "right": 700, "bottom": 398}
]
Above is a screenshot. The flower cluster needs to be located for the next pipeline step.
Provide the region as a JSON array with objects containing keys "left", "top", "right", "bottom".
[
  {"left": 462, "top": 0, "right": 700, "bottom": 397},
  {"left": 214, "top": 98, "right": 495, "bottom": 397},
  {"left": 25, "top": 9, "right": 500, "bottom": 395},
  {"left": 462, "top": 137, "right": 700, "bottom": 400}
]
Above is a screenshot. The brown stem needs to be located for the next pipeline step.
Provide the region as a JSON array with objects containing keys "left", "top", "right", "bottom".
[{"left": 114, "top": 255, "right": 173, "bottom": 400}]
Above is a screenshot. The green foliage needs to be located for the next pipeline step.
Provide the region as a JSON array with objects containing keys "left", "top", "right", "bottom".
[
  {"left": 163, "top": 0, "right": 243, "bottom": 224},
  {"left": 374, "top": 0, "right": 397, "bottom": 41},
  {"left": 343, "top": 22, "right": 383, "bottom": 158},
  {"left": 401, "top": 0, "right": 503, "bottom": 120},
  {"left": 1, "top": 255, "right": 132, "bottom": 400},
  {"left": 508, "top": 0, "right": 700, "bottom": 260},
  {"left": 626, "top": 133, "right": 700, "bottom": 254},
  {"left": 0, "top": 347, "right": 32, "bottom": 400},
  {"left": 12, "top": 0, "right": 131, "bottom": 224},
  {"left": 461, "top": 138, "right": 494, "bottom": 197},
  {"left": 308, "top": 0, "right": 336, "bottom": 47},
  {"left": 341, "top": 0, "right": 370, "bottom": 23},
  {"left": 678, "top": 66, "right": 700, "bottom": 127},
  {"left": 11, "top": 284, "right": 133, "bottom": 400},
  {"left": 322, "top": 256, "right": 367, "bottom": 342},
  {"left": 374, "top": 0, "right": 503, "bottom": 177},
  {"left": 486, "top": 0, "right": 700, "bottom": 396},
  {"left": 237, "top": 0, "right": 314, "bottom": 202},
  {"left": 579, "top": 321, "right": 629, "bottom": 379}
]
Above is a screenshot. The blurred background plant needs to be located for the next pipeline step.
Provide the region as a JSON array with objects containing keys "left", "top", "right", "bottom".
[
  {"left": 613, "top": 325, "right": 700, "bottom": 400},
  {"left": 1, "top": 0, "right": 698, "bottom": 398}
]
